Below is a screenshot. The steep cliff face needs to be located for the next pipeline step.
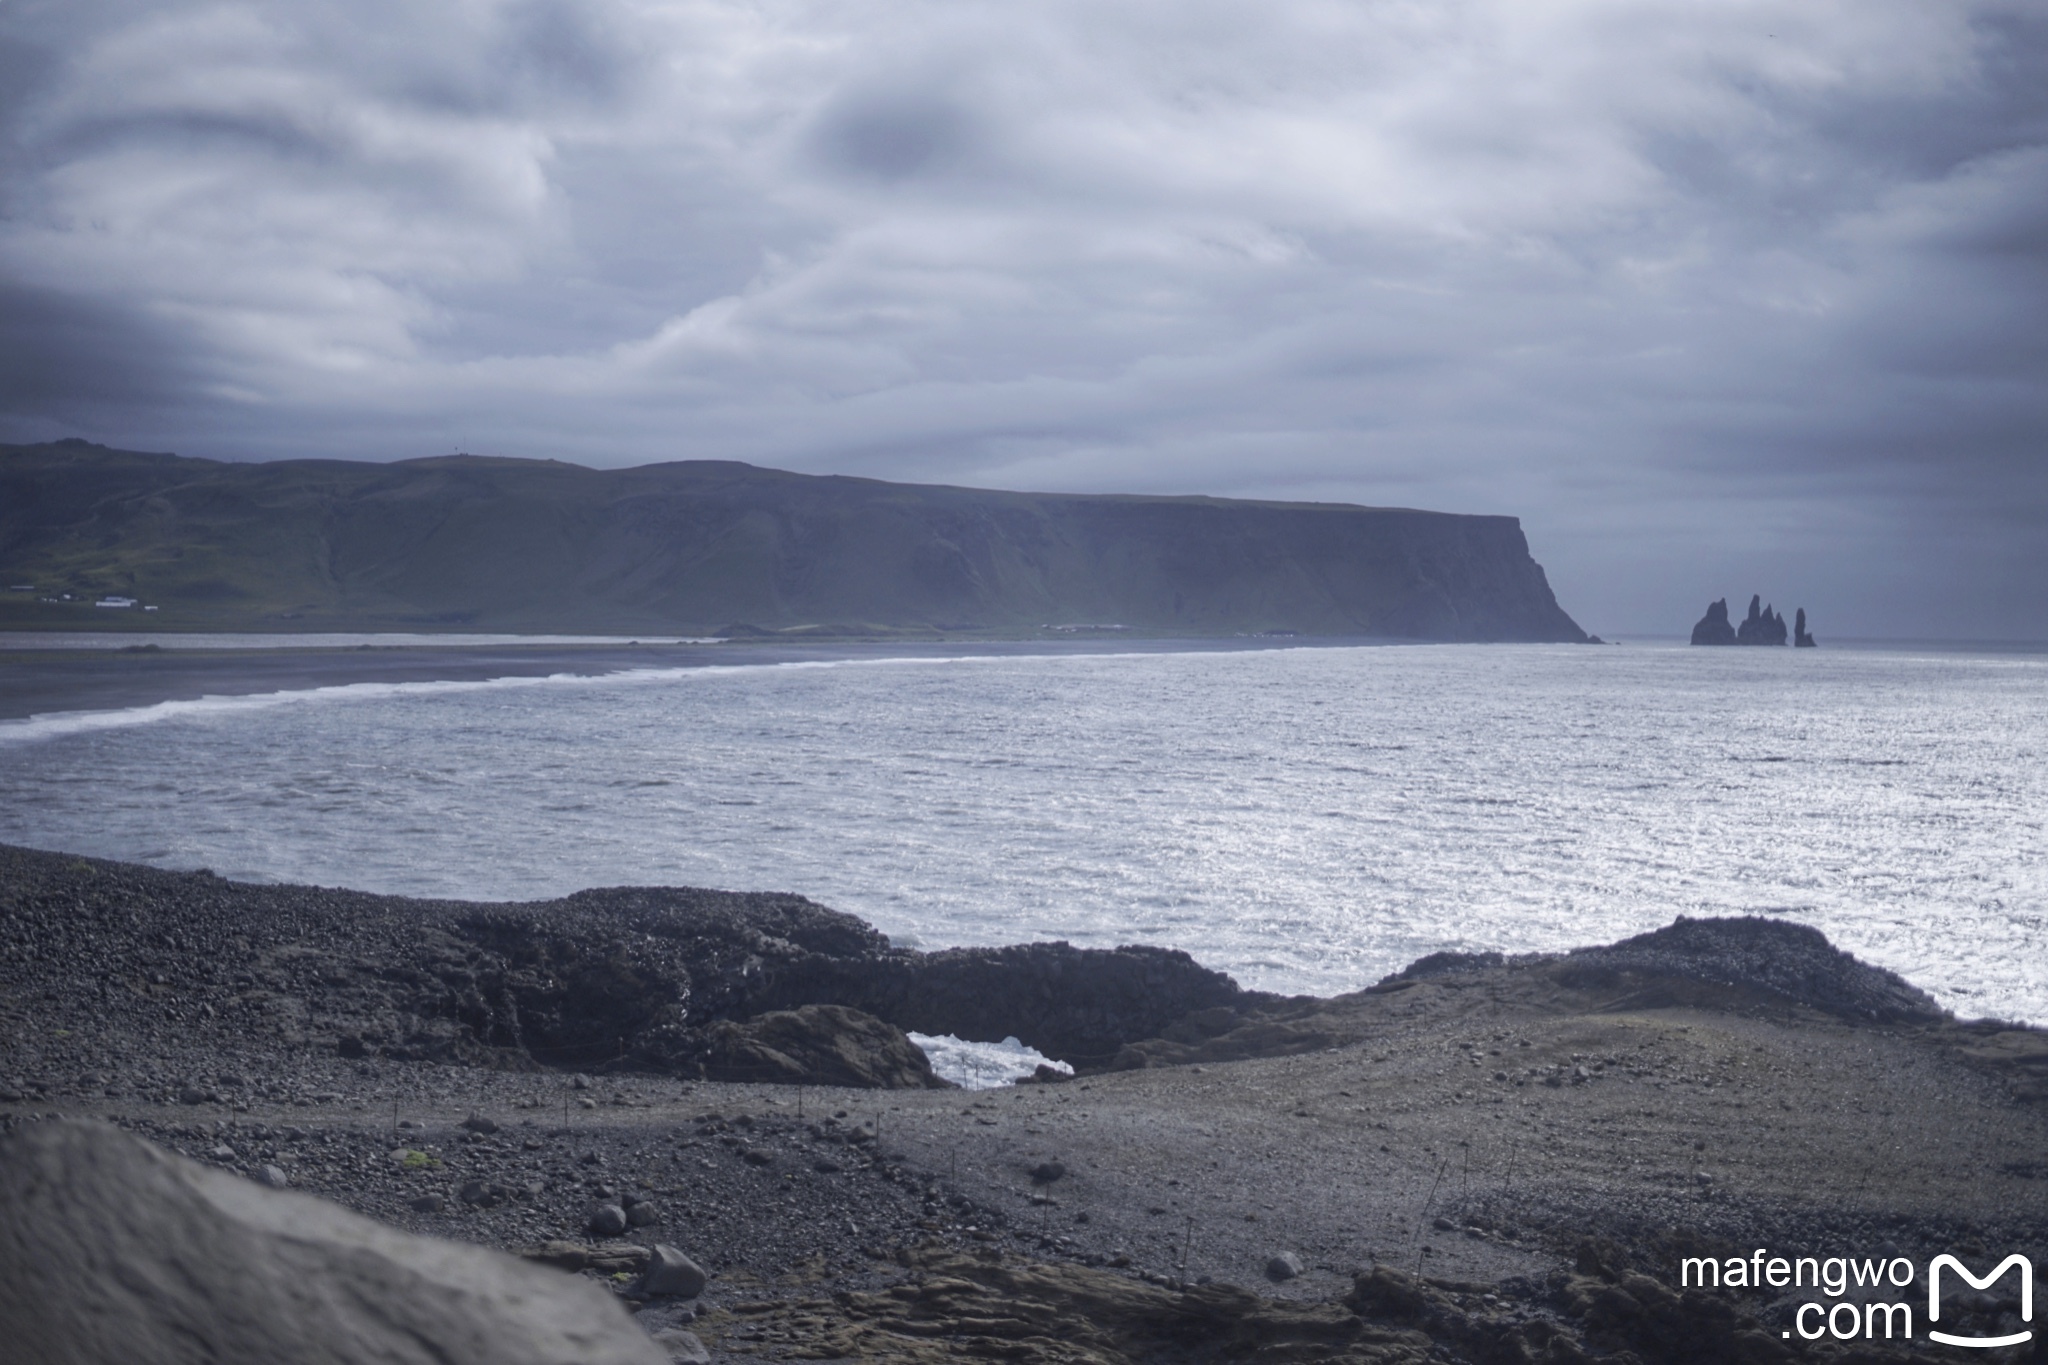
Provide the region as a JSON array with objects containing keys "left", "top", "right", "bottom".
[{"left": 0, "top": 441, "right": 1590, "bottom": 641}]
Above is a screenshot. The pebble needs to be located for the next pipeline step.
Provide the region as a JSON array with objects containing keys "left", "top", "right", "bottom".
[
  {"left": 588, "top": 1203, "right": 629, "bottom": 1236},
  {"left": 626, "top": 1201, "right": 660, "bottom": 1227},
  {"left": 1029, "top": 1161, "right": 1067, "bottom": 1184},
  {"left": 460, "top": 1115, "right": 499, "bottom": 1135},
  {"left": 256, "top": 1165, "right": 290, "bottom": 1189}
]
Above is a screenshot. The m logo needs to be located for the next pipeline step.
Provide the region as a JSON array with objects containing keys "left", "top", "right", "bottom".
[{"left": 1928, "top": 1254, "right": 2033, "bottom": 1349}]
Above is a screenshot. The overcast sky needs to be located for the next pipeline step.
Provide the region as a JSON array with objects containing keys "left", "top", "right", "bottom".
[{"left": 2, "top": 0, "right": 2043, "bottom": 638}]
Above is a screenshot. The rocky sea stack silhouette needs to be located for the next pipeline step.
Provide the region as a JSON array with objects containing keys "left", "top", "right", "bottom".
[{"left": 1690, "top": 594, "right": 1813, "bottom": 646}]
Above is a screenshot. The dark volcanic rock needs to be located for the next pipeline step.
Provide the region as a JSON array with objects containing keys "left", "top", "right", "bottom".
[
  {"left": 870, "top": 941, "right": 1259, "bottom": 1065},
  {"left": 1693, "top": 595, "right": 1793, "bottom": 646},
  {"left": 1795, "top": 607, "right": 1816, "bottom": 647},
  {"left": 1735, "top": 593, "right": 1789, "bottom": 645},
  {"left": 0, "top": 844, "right": 1269, "bottom": 1085},
  {"left": 1689, "top": 598, "right": 1736, "bottom": 645},
  {"left": 1552, "top": 916, "right": 1946, "bottom": 1024},
  {"left": 693, "top": 1004, "right": 949, "bottom": 1087},
  {"left": 1383, "top": 949, "right": 1506, "bottom": 981},
  {"left": 0, "top": 1120, "right": 664, "bottom": 1365}
]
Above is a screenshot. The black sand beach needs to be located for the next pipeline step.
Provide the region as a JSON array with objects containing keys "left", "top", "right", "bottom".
[{"left": 0, "top": 634, "right": 1372, "bottom": 724}]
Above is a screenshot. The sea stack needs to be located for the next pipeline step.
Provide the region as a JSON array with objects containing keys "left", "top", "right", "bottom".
[
  {"left": 1689, "top": 598, "right": 1737, "bottom": 645},
  {"left": 1735, "top": 594, "right": 1788, "bottom": 645},
  {"left": 1795, "top": 608, "right": 1816, "bottom": 647},
  {"left": 1691, "top": 594, "right": 1798, "bottom": 645}
]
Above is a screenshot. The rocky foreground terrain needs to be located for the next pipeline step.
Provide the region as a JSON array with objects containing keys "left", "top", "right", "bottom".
[{"left": 4, "top": 841, "right": 2048, "bottom": 1363}]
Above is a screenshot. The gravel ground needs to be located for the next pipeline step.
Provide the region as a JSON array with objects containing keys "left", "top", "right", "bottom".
[{"left": 6, "top": 845, "right": 2047, "bottom": 1362}]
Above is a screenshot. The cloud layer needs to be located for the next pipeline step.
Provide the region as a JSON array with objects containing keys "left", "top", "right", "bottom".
[{"left": 3, "top": 0, "right": 2044, "bottom": 636}]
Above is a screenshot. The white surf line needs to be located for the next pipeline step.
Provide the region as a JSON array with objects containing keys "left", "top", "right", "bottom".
[{"left": 0, "top": 646, "right": 1259, "bottom": 747}]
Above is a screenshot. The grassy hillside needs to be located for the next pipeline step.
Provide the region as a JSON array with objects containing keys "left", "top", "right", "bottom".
[{"left": 0, "top": 441, "right": 1590, "bottom": 641}]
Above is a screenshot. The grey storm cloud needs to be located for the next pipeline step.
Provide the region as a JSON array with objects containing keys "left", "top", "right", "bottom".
[{"left": 1, "top": 0, "right": 2044, "bottom": 637}]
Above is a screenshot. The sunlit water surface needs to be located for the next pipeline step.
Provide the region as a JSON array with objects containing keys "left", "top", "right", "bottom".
[{"left": 3, "top": 644, "right": 2043, "bottom": 1022}]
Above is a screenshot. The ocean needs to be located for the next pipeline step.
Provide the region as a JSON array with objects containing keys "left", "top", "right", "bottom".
[{"left": 3, "top": 641, "right": 2043, "bottom": 1024}]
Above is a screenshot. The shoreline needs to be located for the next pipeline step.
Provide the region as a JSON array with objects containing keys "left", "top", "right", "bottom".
[
  {"left": 0, "top": 634, "right": 1416, "bottom": 724},
  {"left": 8, "top": 629, "right": 2045, "bottom": 727},
  {"left": 4, "top": 844, "right": 2046, "bottom": 1361}
]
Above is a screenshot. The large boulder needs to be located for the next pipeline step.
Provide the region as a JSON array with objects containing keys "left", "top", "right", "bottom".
[{"left": 0, "top": 1120, "right": 667, "bottom": 1365}]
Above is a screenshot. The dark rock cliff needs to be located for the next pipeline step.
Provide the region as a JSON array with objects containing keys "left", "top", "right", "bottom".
[{"left": 0, "top": 441, "right": 1590, "bottom": 641}]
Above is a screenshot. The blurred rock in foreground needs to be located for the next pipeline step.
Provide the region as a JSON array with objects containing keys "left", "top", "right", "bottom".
[{"left": 0, "top": 1119, "right": 666, "bottom": 1365}]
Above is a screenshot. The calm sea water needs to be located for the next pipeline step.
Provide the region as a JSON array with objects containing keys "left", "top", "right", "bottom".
[{"left": 3, "top": 643, "right": 2043, "bottom": 1023}]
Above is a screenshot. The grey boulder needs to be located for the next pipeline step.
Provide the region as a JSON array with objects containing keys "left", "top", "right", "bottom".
[
  {"left": 0, "top": 1119, "right": 666, "bottom": 1365},
  {"left": 1266, "top": 1250, "right": 1305, "bottom": 1281},
  {"left": 640, "top": 1244, "right": 709, "bottom": 1298}
]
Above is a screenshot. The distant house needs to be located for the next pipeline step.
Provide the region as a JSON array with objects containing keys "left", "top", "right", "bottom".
[{"left": 95, "top": 596, "right": 138, "bottom": 608}]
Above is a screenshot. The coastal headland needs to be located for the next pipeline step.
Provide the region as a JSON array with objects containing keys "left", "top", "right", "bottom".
[
  {"left": 0, "top": 441, "right": 1590, "bottom": 642},
  {"left": 4, "top": 843, "right": 2045, "bottom": 1362}
]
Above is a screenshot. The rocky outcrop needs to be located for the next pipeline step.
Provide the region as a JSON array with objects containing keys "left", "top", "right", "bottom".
[
  {"left": 692, "top": 1004, "right": 949, "bottom": 1088},
  {"left": 711, "top": 1244, "right": 1427, "bottom": 1363},
  {"left": 1692, "top": 594, "right": 1796, "bottom": 645},
  {"left": 1549, "top": 916, "right": 1946, "bottom": 1024},
  {"left": 1794, "top": 607, "right": 1816, "bottom": 647},
  {"left": 863, "top": 942, "right": 1256, "bottom": 1065},
  {"left": 0, "top": 846, "right": 1967, "bottom": 1099},
  {"left": 0, "top": 1120, "right": 666, "bottom": 1365},
  {"left": 1735, "top": 594, "right": 1788, "bottom": 644},
  {"left": 1689, "top": 598, "right": 1736, "bottom": 644},
  {"left": 0, "top": 844, "right": 1271, "bottom": 1087}
]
